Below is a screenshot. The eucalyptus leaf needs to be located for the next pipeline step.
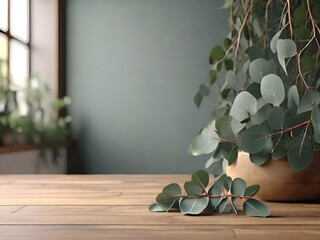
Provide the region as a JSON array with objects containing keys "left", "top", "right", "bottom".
[
  {"left": 312, "top": 106, "right": 320, "bottom": 143},
  {"left": 231, "top": 118, "right": 246, "bottom": 134},
  {"left": 287, "top": 135, "right": 313, "bottom": 172},
  {"left": 156, "top": 192, "right": 178, "bottom": 203},
  {"left": 249, "top": 153, "right": 269, "bottom": 166},
  {"left": 229, "top": 91, "right": 257, "bottom": 121},
  {"left": 199, "top": 83, "right": 211, "bottom": 96},
  {"left": 294, "top": 6, "right": 307, "bottom": 24},
  {"left": 226, "top": 70, "right": 240, "bottom": 91},
  {"left": 287, "top": 85, "right": 300, "bottom": 111},
  {"left": 191, "top": 170, "right": 209, "bottom": 190},
  {"left": 163, "top": 183, "right": 181, "bottom": 196},
  {"left": 243, "top": 199, "right": 271, "bottom": 217},
  {"left": 223, "top": 176, "right": 232, "bottom": 192},
  {"left": 231, "top": 178, "right": 246, "bottom": 196},
  {"left": 272, "top": 133, "right": 290, "bottom": 160},
  {"left": 149, "top": 202, "right": 175, "bottom": 212},
  {"left": 246, "top": 83, "right": 262, "bottom": 99},
  {"left": 276, "top": 39, "right": 297, "bottom": 75},
  {"left": 240, "top": 125, "right": 270, "bottom": 154},
  {"left": 260, "top": 74, "right": 285, "bottom": 106},
  {"left": 301, "top": 55, "right": 315, "bottom": 72},
  {"left": 184, "top": 181, "right": 203, "bottom": 197},
  {"left": 188, "top": 121, "right": 219, "bottom": 156},
  {"left": 270, "top": 29, "right": 282, "bottom": 53},
  {"left": 297, "top": 91, "right": 320, "bottom": 114},
  {"left": 194, "top": 91, "right": 203, "bottom": 108},
  {"left": 217, "top": 198, "right": 228, "bottom": 213},
  {"left": 268, "top": 107, "right": 284, "bottom": 129},
  {"left": 208, "top": 181, "right": 223, "bottom": 208},
  {"left": 244, "top": 185, "right": 260, "bottom": 197},
  {"left": 211, "top": 46, "right": 225, "bottom": 61},
  {"left": 180, "top": 197, "right": 209, "bottom": 215},
  {"left": 249, "top": 58, "right": 275, "bottom": 83}
]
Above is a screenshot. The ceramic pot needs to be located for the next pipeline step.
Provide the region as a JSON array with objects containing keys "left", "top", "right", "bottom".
[{"left": 226, "top": 151, "right": 320, "bottom": 201}]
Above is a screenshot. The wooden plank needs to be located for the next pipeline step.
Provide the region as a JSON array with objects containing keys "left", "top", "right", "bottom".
[{"left": 0, "top": 175, "right": 319, "bottom": 240}]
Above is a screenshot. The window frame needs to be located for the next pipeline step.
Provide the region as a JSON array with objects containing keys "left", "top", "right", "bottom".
[{"left": 0, "top": 0, "right": 31, "bottom": 87}]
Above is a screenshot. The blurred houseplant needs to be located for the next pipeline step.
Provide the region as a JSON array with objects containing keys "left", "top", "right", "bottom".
[
  {"left": 0, "top": 58, "right": 71, "bottom": 163},
  {"left": 188, "top": 0, "right": 320, "bottom": 201}
]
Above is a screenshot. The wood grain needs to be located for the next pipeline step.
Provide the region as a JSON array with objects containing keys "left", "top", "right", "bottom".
[{"left": 0, "top": 174, "right": 319, "bottom": 239}]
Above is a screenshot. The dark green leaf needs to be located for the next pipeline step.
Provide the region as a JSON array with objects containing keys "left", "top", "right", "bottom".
[
  {"left": 217, "top": 198, "right": 228, "bottom": 213},
  {"left": 243, "top": 199, "right": 270, "bottom": 217},
  {"left": 294, "top": 27, "right": 311, "bottom": 40},
  {"left": 246, "top": 83, "right": 262, "bottom": 99},
  {"left": 231, "top": 178, "right": 246, "bottom": 196},
  {"left": 184, "top": 181, "right": 203, "bottom": 197},
  {"left": 210, "top": 46, "right": 225, "bottom": 61},
  {"left": 268, "top": 107, "right": 284, "bottom": 129},
  {"left": 240, "top": 125, "right": 270, "bottom": 154},
  {"left": 225, "top": 59, "right": 234, "bottom": 70},
  {"left": 163, "top": 183, "right": 181, "bottom": 196},
  {"left": 312, "top": 106, "right": 320, "bottom": 143},
  {"left": 156, "top": 192, "right": 178, "bottom": 203},
  {"left": 179, "top": 197, "right": 209, "bottom": 215},
  {"left": 223, "top": 176, "right": 232, "bottom": 192},
  {"left": 301, "top": 55, "right": 315, "bottom": 72},
  {"left": 208, "top": 181, "right": 223, "bottom": 208},
  {"left": 194, "top": 91, "right": 202, "bottom": 108},
  {"left": 243, "top": 185, "right": 260, "bottom": 197},
  {"left": 210, "top": 70, "right": 217, "bottom": 85},
  {"left": 294, "top": 6, "right": 307, "bottom": 24},
  {"left": 272, "top": 133, "right": 290, "bottom": 159},
  {"left": 287, "top": 135, "right": 313, "bottom": 172},
  {"left": 191, "top": 170, "right": 209, "bottom": 190},
  {"left": 224, "top": 38, "right": 232, "bottom": 49},
  {"left": 222, "top": 88, "right": 231, "bottom": 99},
  {"left": 250, "top": 153, "right": 269, "bottom": 166}
]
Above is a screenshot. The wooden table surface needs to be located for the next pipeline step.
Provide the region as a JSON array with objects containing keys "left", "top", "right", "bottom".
[{"left": 0, "top": 175, "right": 319, "bottom": 239}]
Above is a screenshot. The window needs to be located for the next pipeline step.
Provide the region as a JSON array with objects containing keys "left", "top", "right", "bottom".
[{"left": 0, "top": 0, "right": 30, "bottom": 115}]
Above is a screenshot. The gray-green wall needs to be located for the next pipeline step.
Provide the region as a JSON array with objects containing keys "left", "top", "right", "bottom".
[{"left": 66, "top": 0, "right": 227, "bottom": 173}]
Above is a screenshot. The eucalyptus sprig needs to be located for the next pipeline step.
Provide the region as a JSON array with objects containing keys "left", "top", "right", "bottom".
[
  {"left": 149, "top": 170, "right": 270, "bottom": 217},
  {"left": 190, "top": 0, "right": 320, "bottom": 174}
]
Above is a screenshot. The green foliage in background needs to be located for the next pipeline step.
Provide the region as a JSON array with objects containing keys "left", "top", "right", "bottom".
[
  {"left": 0, "top": 61, "right": 71, "bottom": 163},
  {"left": 191, "top": 0, "right": 320, "bottom": 173},
  {"left": 150, "top": 170, "right": 270, "bottom": 217}
]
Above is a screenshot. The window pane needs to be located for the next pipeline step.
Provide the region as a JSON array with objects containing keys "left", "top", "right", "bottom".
[
  {"left": 10, "top": 0, "right": 29, "bottom": 43},
  {"left": 10, "top": 39, "right": 29, "bottom": 115},
  {"left": 0, "top": 33, "right": 8, "bottom": 84},
  {"left": 0, "top": 0, "right": 8, "bottom": 31}
]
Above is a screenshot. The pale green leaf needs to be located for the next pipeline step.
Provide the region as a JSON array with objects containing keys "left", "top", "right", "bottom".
[
  {"left": 276, "top": 39, "right": 297, "bottom": 75},
  {"left": 287, "top": 86, "right": 300, "bottom": 111},
  {"left": 180, "top": 197, "right": 209, "bottom": 215},
  {"left": 229, "top": 91, "right": 257, "bottom": 121},
  {"left": 260, "top": 74, "right": 285, "bottom": 106},
  {"left": 249, "top": 58, "right": 275, "bottom": 83},
  {"left": 243, "top": 199, "right": 270, "bottom": 217},
  {"left": 270, "top": 29, "right": 282, "bottom": 53},
  {"left": 184, "top": 181, "right": 203, "bottom": 197}
]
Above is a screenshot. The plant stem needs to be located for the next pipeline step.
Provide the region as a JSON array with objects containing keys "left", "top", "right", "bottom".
[
  {"left": 176, "top": 194, "right": 254, "bottom": 200},
  {"left": 286, "top": 0, "right": 293, "bottom": 39},
  {"left": 267, "top": 120, "right": 311, "bottom": 137}
]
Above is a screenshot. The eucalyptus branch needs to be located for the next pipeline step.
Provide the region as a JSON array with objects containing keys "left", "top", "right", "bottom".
[
  {"left": 234, "top": 1, "right": 253, "bottom": 70},
  {"left": 267, "top": 120, "right": 312, "bottom": 137},
  {"left": 286, "top": 0, "right": 293, "bottom": 39}
]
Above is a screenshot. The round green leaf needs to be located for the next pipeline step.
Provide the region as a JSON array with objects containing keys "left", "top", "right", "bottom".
[
  {"left": 210, "top": 70, "right": 217, "bottom": 85},
  {"left": 229, "top": 91, "right": 257, "bottom": 121},
  {"left": 287, "top": 135, "right": 313, "bottom": 172},
  {"left": 260, "top": 74, "right": 285, "bottom": 106},
  {"left": 179, "top": 197, "right": 209, "bottom": 215},
  {"left": 294, "top": 6, "right": 307, "bottom": 24},
  {"left": 210, "top": 46, "right": 225, "bottom": 61},
  {"left": 249, "top": 153, "right": 269, "bottom": 166},
  {"left": 243, "top": 185, "right": 260, "bottom": 197},
  {"left": 243, "top": 199, "right": 270, "bottom": 217},
  {"left": 217, "top": 198, "right": 228, "bottom": 213},
  {"left": 156, "top": 192, "right": 178, "bottom": 203},
  {"left": 225, "top": 59, "right": 234, "bottom": 70},
  {"left": 184, "top": 181, "right": 203, "bottom": 197},
  {"left": 276, "top": 39, "right": 297, "bottom": 75},
  {"left": 149, "top": 202, "right": 175, "bottom": 212},
  {"left": 249, "top": 58, "right": 275, "bottom": 83},
  {"left": 301, "top": 55, "right": 315, "bottom": 72},
  {"left": 294, "top": 27, "right": 311, "bottom": 40},
  {"left": 163, "top": 183, "right": 181, "bottom": 196},
  {"left": 191, "top": 170, "right": 209, "bottom": 190},
  {"left": 312, "top": 106, "right": 320, "bottom": 143},
  {"left": 268, "top": 107, "right": 284, "bottom": 129},
  {"left": 231, "top": 178, "right": 246, "bottom": 196},
  {"left": 223, "top": 176, "right": 232, "bottom": 192},
  {"left": 188, "top": 121, "right": 219, "bottom": 156},
  {"left": 240, "top": 125, "right": 270, "bottom": 154}
]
